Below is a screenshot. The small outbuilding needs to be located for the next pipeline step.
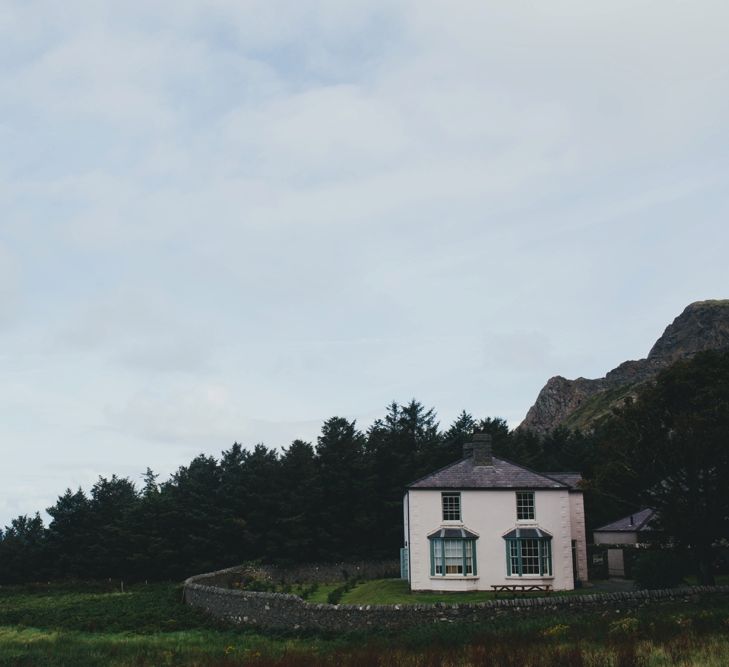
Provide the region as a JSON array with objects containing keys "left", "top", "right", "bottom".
[{"left": 592, "top": 508, "right": 658, "bottom": 546}]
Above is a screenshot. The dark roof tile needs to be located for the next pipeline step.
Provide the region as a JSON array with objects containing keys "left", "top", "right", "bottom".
[
  {"left": 594, "top": 508, "right": 657, "bottom": 533},
  {"left": 408, "top": 457, "right": 570, "bottom": 490},
  {"left": 543, "top": 472, "right": 583, "bottom": 489}
]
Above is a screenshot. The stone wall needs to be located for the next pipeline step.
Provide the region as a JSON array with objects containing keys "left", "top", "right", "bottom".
[
  {"left": 190, "top": 560, "right": 398, "bottom": 589},
  {"left": 258, "top": 560, "right": 399, "bottom": 584},
  {"left": 184, "top": 565, "right": 729, "bottom": 633}
]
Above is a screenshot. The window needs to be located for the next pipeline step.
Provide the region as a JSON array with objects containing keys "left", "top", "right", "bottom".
[
  {"left": 516, "top": 491, "right": 535, "bottom": 521},
  {"left": 503, "top": 528, "right": 552, "bottom": 576},
  {"left": 428, "top": 527, "right": 479, "bottom": 577},
  {"left": 441, "top": 492, "right": 461, "bottom": 521},
  {"left": 431, "top": 538, "right": 476, "bottom": 576}
]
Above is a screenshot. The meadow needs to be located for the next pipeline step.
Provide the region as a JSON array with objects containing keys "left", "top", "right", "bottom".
[{"left": 2, "top": 580, "right": 729, "bottom": 666}]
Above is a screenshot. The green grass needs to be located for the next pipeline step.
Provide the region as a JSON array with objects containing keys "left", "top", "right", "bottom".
[
  {"left": 340, "top": 578, "right": 590, "bottom": 605},
  {"left": 564, "top": 382, "right": 638, "bottom": 431},
  {"left": 0, "top": 582, "right": 216, "bottom": 634},
  {"left": 2, "top": 581, "right": 729, "bottom": 665},
  {"left": 0, "top": 626, "right": 285, "bottom": 667},
  {"left": 684, "top": 574, "right": 729, "bottom": 586},
  {"left": 283, "top": 583, "right": 340, "bottom": 604}
]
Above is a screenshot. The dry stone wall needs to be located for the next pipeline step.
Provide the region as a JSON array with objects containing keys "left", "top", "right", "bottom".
[{"left": 184, "top": 565, "right": 729, "bottom": 633}]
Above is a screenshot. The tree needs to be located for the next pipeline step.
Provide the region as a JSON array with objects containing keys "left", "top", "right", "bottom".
[
  {"left": 0, "top": 514, "right": 46, "bottom": 583},
  {"left": 277, "top": 440, "right": 321, "bottom": 563},
  {"left": 86, "top": 475, "right": 140, "bottom": 578},
  {"left": 366, "top": 401, "right": 442, "bottom": 558},
  {"left": 441, "top": 411, "right": 477, "bottom": 463},
  {"left": 597, "top": 350, "right": 729, "bottom": 584},
  {"left": 46, "top": 488, "right": 93, "bottom": 578},
  {"left": 316, "top": 417, "right": 368, "bottom": 560},
  {"left": 163, "top": 454, "right": 226, "bottom": 578}
]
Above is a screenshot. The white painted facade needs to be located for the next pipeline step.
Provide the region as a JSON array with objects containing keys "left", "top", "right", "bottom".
[{"left": 403, "top": 486, "right": 588, "bottom": 591}]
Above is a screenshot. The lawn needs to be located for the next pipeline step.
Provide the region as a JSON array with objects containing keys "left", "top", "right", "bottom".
[
  {"left": 2, "top": 580, "right": 729, "bottom": 666},
  {"left": 340, "top": 578, "right": 592, "bottom": 605}
]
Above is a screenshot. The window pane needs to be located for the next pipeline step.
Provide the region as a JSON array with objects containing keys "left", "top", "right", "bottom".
[
  {"left": 442, "top": 493, "right": 461, "bottom": 521},
  {"left": 520, "top": 538, "right": 540, "bottom": 574},
  {"left": 516, "top": 492, "right": 535, "bottom": 520},
  {"left": 464, "top": 540, "right": 473, "bottom": 575},
  {"left": 433, "top": 539, "right": 443, "bottom": 574},
  {"left": 509, "top": 541, "right": 519, "bottom": 575},
  {"left": 506, "top": 538, "right": 551, "bottom": 576},
  {"left": 541, "top": 540, "right": 552, "bottom": 575},
  {"left": 444, "top": 539, "right": 463, "bottom": 574}
]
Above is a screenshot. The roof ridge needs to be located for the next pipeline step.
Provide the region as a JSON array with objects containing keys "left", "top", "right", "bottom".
[
  {"left": 407, "top": 455, "right": 575, "bottom": 490},
  {"left": 635, "top": 508, "right": 657, "bottom": 531},
  {"left": 405, "top": 456, "right": 466, "bottom": 489},
  {"left": 493, "top": 456, "right": 570, "bottom": 488},
  {"left": 594, "top": 508, "right": 656, "bottom": 532}
]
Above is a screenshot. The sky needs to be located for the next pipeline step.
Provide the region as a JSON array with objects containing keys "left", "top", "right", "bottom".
[{"left": 1, "top": 0, "right": 728, "bottom": 527}]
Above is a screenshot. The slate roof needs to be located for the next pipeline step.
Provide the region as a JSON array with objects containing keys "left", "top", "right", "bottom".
[
  {"left": 543, "top": 472, "right": 583, "bottom": 490},
  {"left": 427, "top": 526, "right": 479, "bottom": 540},
  {"left": 594, "top": 508, "right": 657, "bottom": 533},
  {"left": 407, "top": 456, "right": 573, "bottom": 490},
  {"left": 502, "top": 527, "right": 553, "bottom": 540}
]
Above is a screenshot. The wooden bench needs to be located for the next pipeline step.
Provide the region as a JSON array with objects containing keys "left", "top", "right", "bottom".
[{"left": 491, "top": 584, "right": 552, "bottom": 598}]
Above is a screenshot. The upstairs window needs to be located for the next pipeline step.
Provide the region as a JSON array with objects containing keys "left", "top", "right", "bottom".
[
  {"left": 442, "top": 492, "right": 461, "bottom": 521},
  {"left": 516, "top": 491, "right": 535, "bottom": 521}
]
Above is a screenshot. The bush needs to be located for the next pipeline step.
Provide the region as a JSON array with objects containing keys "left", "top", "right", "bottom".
[
  {"left": 632, "top": 551, "right": 684, "bottom": 589},
  {"left": 327, "top": 578, "right": 359, "bottom": 605},
  {"left": 609, "top": 616, "right": 640, "bottom": 637}
]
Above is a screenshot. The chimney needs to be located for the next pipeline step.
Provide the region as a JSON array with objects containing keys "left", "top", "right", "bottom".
[
  {"left": 629, "top": 515, "right": 634, "bottom": 526},
  {"left": 471, "top": 432, "right": 493, "bottom": 466}
]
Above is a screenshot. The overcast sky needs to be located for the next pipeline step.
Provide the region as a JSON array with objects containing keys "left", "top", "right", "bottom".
[{"left": 1, "top": 1, "right": 728, "bottom": 527}]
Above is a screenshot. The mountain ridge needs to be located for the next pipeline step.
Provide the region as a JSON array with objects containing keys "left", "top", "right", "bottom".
[{"left": 519, "top": 300, "right": 729, "bottom": 434}]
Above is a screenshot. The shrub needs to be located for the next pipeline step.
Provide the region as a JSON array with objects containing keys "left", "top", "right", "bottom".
[
  {"left": 609, "top": 616, "right": 640, "bottom": 637},
  {"left": 541, "top": 624, "right": 570, "bottom": 639},
  {"left": 299, "top": 583, "right": 319, "bottom": 600},
  {"left": 327, "top": 578, "right": 359, "bottom": 605},
  {"left": 632, "top": 551, "right": 684, "bottom": 589}
]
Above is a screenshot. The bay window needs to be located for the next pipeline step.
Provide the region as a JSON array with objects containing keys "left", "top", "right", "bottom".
[
  {"left": 503, "top": 527, "right": 552, "bottom": 576},
  {"left": 428, "top": 527, "right": 478, "bottom": 576}
]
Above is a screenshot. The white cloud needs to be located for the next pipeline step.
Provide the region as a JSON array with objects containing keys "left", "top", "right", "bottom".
[{"left": 1, "top": 0, "right": 728, "bottom": 524}]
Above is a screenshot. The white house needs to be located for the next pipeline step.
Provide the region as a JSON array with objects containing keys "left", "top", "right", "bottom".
[{"left": 402, "top": 433, "right": 588, "bottom": 591}]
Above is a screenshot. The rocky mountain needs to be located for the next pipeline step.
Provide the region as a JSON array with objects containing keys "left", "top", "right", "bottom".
[{"left": 519, "top": 300, "right": 729, "bottom": 434}]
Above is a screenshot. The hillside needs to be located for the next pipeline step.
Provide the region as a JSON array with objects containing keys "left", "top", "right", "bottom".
[{"left": 519, "top": 300, "right": 729, "bottom": 434}]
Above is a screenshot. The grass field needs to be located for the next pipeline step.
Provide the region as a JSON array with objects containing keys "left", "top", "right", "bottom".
[
  {"left": 2, "top": 580, "right": 729, "bottom": 665},
  {"left": 338, "top": 578, "right": 592, "bottom": 605}
]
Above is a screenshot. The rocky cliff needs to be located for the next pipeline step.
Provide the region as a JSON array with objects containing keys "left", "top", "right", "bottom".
[{"left": 519, "top": 300, "right": 729, "bottom": 434}]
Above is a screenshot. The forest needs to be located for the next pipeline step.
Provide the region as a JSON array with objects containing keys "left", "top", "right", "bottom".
[{"left": 1, "top": 350, "right": 727, "bottom": 585}]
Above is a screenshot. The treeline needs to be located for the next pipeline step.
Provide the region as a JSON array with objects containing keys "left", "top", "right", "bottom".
[
  {"left": 0, "top": 401, "right": 598, "bottom": 584},
  {"left": 3, "top": 349, "right": 727, "bottom": 584}
]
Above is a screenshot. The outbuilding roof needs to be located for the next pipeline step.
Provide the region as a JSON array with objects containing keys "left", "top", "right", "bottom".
[
  {"left": 593, "top": 508, "right": 657, "bottom": 533},
  {"left": 407, "top": 456, "right": 578, "bottom": 490}
]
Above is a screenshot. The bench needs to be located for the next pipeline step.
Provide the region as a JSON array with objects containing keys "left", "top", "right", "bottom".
[{"left": 491, "top": 584, "right": 552, "bottom": 598}]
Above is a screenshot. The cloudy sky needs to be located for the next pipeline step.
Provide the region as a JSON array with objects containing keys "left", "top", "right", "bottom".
[{"left": 1, "top": 1, "right": 728, "bottom": 526}]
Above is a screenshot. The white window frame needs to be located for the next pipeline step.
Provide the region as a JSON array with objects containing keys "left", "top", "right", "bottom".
[
  {"left": 516, "top": 491, "right": 535, "bottom": 521},
  {"left": 431, "top": 537, "right": 477, "bottom": 576},
  {"left": 441, "top": 492, "right": 461, "bottom": 522}
]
